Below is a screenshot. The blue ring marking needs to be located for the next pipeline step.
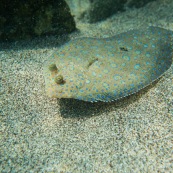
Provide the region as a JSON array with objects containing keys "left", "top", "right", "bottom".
[
  {"left": 135, "top": 50, "right": 141, "bottom": 54},
  {"left": 146, "top": 53, "right": 151, "bottom": 58},
  {"left": 134, "top": 64, "right": 140, "bottom": 70},
  {"left": 122, "top": 55, "right": 130, "bottom": 61},
  {"left": 144, "top": 44, "right": 148, "bottom": 48}
]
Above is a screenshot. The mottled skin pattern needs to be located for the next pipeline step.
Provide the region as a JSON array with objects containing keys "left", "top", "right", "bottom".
[{"left": 43, "top": 26, "right": 173, "bottom": 102}]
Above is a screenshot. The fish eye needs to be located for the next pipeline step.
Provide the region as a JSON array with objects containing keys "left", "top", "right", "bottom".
[
  {"left": 54, "top": 75, "right": 64, "bottom": 84},
  {"left": 48, "top": 64, "right": 58, "bottom": 72}
]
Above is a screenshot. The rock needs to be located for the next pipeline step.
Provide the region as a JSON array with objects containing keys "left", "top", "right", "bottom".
[
  {"left": 65, "top": 0, "right": 157, "bottom": 23},
  {"left": 0, "top": 0, "right": 76, "bottom": 41}
]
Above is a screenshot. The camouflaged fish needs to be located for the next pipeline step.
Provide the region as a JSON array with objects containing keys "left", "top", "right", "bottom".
[{"left": 43, "top": 26, "right": 173, "bottom": 102}]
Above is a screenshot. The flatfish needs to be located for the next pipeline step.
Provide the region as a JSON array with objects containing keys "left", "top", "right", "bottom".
[{"left": 43, "top": 26, "right": 173, "bottom": 102}]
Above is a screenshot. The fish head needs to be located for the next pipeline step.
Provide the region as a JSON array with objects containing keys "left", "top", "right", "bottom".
[{"left": 43, "top": 54, "right": 87, "bottom": 99}]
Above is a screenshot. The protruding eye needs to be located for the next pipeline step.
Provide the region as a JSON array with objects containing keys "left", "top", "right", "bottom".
[
  {"left": 54, "top": 75, "right": 64, "bottom": 84},
  {"left": 48, "top": 64, "right": 58, "bottom": 72}
]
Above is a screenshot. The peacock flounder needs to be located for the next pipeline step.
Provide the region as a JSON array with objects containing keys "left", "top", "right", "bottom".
[{"left": 43, "top": 26, "right": 173, "bottom": 102}]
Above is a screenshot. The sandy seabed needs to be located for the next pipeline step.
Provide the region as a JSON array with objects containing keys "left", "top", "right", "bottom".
[{"left": 0, "top": 0, "right": 173, "bottom": 172}]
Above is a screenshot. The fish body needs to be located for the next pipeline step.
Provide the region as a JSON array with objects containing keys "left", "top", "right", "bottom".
[{"left": 43, "top": 26, "right": 173, "bottom": 102}]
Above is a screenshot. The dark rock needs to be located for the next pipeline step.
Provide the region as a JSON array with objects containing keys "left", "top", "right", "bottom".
[
  {"left": 126, "top": 0, "right": 157, "bottom": 8},
  {"left": 0, "top": 0, "right": 76, "bottom": 41}
]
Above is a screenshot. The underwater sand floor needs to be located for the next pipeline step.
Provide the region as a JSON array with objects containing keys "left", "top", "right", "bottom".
[{"left": 1, "top": 0, "right": 173, "bottom": 172}]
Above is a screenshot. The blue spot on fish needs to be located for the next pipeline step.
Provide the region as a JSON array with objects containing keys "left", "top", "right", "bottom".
[{"left": 134, "top": 64, "right": 140, "bottom": 70}]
